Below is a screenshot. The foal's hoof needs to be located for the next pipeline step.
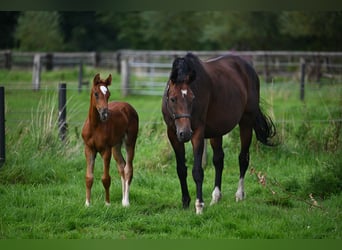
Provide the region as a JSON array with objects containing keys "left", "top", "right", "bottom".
[
  {"left": 195, "top": 199, "right": 205, "bottom": 215},
  {"left": 210, "top": 187, "right": 222, "bottom": 205},
  {"left": 122, "top": 200, "right": 130, "bottom": 207}
]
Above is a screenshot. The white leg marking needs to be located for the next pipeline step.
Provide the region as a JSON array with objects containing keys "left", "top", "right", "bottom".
[
  {"left": 195, "top": 199, "right": 205, "bottom": 215},
  {"left": 121, "top": 177, "right": 130, "bottom": 207},
  {"left": 85, "top": 200, "right": 90, "bottom": 207},
  {"left": 235, "top": 178, "right": 245, "bottom": 202},
  {"left": 210, "top": 186, "right": 222, "bottom": 205}
]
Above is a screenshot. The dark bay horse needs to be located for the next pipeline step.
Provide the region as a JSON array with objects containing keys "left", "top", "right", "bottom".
[
  {"left": 162, "top": 53, "right": 276, "bottom": 214},
  {"left": 82, "top": 73, "right": 139, "bottom": 207}
]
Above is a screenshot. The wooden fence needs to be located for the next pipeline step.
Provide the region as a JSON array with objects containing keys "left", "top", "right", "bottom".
[
  {"left": 1, "top": 50, "right": 342, "bottom": 97},
  {"left": 119, "top": 50, "right": 342, "bottom": 96}
]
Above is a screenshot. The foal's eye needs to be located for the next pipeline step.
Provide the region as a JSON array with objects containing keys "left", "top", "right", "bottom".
[
  {"left": 94, "top": 92, "right": 99, "bottom": 98},
  {"left": 170, "top": 97, "right": 176, "bottom": 103}
]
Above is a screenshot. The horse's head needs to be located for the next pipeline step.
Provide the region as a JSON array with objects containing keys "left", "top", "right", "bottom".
[
  {"left": 166, "top": 56, "right": 196, "bottom": 142},
  {"left": 91, "top": 73, "right": 111, "bottom": 122}
]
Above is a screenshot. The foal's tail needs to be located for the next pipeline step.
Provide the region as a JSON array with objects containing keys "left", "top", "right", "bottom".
[{"left": 254, "top": 108, "right": 277, "bottom": 146}]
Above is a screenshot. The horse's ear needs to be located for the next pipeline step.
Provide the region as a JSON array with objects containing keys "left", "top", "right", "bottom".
[
  {"left": 106, "top": 74, "right": 112, "bottom": 86},
  {"left": 93, "top": 73, "right": 101, "bottom": 85}
]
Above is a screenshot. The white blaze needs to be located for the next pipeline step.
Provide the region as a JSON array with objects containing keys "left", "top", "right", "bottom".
[
  {"left": 181, "top": 89, "right": 187, "bottom": 98},
  {"left": 100, "top": 86, "right": 108, "bottom": 95}
]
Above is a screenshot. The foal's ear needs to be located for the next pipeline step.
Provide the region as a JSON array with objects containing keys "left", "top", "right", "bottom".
[
  {"left": 93, "top": 73, "right": 101, "bottom": 85},
  {"left": 106, "top": 74, "right": 112, "bottom": 86}
]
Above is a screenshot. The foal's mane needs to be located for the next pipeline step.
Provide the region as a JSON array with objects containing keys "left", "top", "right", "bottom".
[{"left": 170, "top": 53, "right": 202, "bottom": 84}]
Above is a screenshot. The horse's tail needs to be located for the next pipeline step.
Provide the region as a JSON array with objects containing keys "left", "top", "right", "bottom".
[{"left": 254, "top": 108, "right": 277, "bottom": 146}]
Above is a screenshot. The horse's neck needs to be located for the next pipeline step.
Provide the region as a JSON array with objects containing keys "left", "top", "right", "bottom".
[{"left": 88, "top": 105, "right": 101, "bottom": 127}]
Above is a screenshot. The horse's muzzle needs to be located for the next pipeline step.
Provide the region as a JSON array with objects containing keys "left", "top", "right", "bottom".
[
  {"left": 98, "top": 108, "right": 109, "bottom": 122},
  {"left": 177, "top": 129, "right": 193, "bottom": 142}
]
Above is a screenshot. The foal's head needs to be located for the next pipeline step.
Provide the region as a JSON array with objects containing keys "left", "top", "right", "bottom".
[
  {"left": 166, "top": 56, "right": 196, "bottom": 142},
  {"left": 91, "top": 73, "right": 111, "bottom": 122}
]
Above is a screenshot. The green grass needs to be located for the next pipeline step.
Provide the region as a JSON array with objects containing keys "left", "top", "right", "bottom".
[{"left": 0, "top": 68, "right": 341, "bottom": 239}]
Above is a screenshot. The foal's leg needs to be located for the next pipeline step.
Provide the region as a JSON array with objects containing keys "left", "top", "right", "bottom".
[
  {"left": 112, "top": 144, "right": 128, "bottom": 206},
  {"left": 167, "top": 127, "right": 190, "bottom": 209},
  {"left": 101, "top": 149, "right": 112, "bottom": 206},
  {"left": 209, "top": 137, "right": 224, "bottom": 205},
  {"left": 122, "top": 133, "right": 136, "bottom": 207},
  {"left": 236, "top": 120, "right": 253, "bottom": 201},
  {"left": 85, "top": 146, "right": 96, "bottom": 207}
]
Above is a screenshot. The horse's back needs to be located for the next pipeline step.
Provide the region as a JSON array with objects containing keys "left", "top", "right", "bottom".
[
  {"left": 108, "top": 101, "right": 139, "bottom": 131},
  {"left": 200, "top": 55, "right": 260, "bottom": 137}
]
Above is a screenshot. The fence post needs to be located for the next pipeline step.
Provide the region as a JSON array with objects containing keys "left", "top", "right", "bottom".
[
  {"left": 0, "top": 87, "right": 5, "bottom": 166},
  {"left": 78, "top": 61, "right": 83, "bottom": 93},
  {"left": 202, "top": 139, "right": 207, "bottom": 168},
  {"left": 45, "top": 53, "right": 54, "bottom": 71},
  {"left": 300, "top": 61, "right": 306, "bottom": 101},
  {"left": 4, "top": 50, "right": 12, "bottom": 70},
  {"left": 58, "top": 83, "right": 67, "bottom": 141},
  {"left": 121, "top": 57, "right": 130, "bottom": 97},
  {"left": 263, "top": 53, "right": 271, "bottom": 83},
  {"left": 32, "top": 54, "right": 41, "bottom": 91}
]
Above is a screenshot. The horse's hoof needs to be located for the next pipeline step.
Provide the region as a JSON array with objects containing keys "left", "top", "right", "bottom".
[
  {"left": 182, "top": 197, "right": 191, "bottom": 209},
  {"left": 210, "top": 187, "right": 222, "bottom": 205},
  {"left": 235, "top": 191, "right": 245, "bottom": 202},
  {"left": 195, "top": 199, "right": 204, "bottom": 215}
]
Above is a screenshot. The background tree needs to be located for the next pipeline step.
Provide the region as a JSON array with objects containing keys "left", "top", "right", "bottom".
[
  {"left": 1, "top": 11, "right": 340, "bottom": 52},
  {"left": 0, "top": 11, "right": 20, "bottom": 49},
  {"left": 15, "top": 11, "right": 64, "bottom": 51},
  {"left": 279, "top": 11, "right": 342, "bottom": 51}
]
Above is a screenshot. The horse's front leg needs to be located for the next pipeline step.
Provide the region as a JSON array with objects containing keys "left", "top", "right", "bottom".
[
  {"left": 85, "top": 146, "right": 96, "bottom": 207},
  {"left": 210, "top": 137, "right": 224, "bottom": 205},
  {"left": 167, "top": 127, "right": 190, "bottom": 209},
  {"left": 191, "top": 130, "right": 205, "bottom": 214},
  {"left": 101, "top": 149, "right": 112, "bottom": 206}
]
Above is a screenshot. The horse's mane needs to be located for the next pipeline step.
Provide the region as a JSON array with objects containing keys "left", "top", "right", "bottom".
[{"left": 170, "top": 53, "right": 202, "bottom": 84}]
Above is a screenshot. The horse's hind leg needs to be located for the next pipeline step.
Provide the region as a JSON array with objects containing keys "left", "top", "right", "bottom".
[
  {"left": 122, "top": 131, "right": 137, "bottom": 207},
  {"left": 112, "top": 144, "right": 128, "bottom": 206},
  {"left": 101, "top": 150, "right": 112, "bottom": 206},
  {"left": 236, "top": 118, "right": 253, "bottom": 201},
  {"left": 210, "top": 137, "right": 224, "bottom": 205}
]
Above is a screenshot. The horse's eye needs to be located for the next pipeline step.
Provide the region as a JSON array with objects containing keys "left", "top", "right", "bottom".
[
  {"left": 170, "top": 97, "right": 176, "bottom": 103},
  {"left": 94, "top": 92, "right": 99, "bottom": 99}
]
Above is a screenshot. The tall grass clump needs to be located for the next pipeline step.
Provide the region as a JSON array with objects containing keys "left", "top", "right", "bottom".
[
  {"left": 0, "top": 93, "right": 79, "bottom": 184},
  {"left": 303, "top": 151, "right": 342, "bottom": 199}
]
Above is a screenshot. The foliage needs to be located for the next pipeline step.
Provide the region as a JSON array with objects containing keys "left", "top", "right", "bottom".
[
  {"left": 2, "top": 11, "right": 342, "bottom": 51},
  {"left": 14, "top": 11, "right": 64, "bottom": 51},
  {"left": 279, "top": 11, "right": 342, "bottom": 50}
]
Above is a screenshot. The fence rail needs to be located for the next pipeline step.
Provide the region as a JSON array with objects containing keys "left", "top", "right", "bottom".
[
  {"left": 1, "top": 50, "right": 342, "bottom": 97},
  {"left": 2, "top": 49, "right": 342, "bottom": 70},
  {"left": 119, "top": 50, "right": 342, "bottom": 96}
]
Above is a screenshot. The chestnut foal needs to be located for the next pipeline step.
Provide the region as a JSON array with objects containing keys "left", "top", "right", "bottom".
[{"left": 82, "top": 73, "right": 139, "bottom": 207}]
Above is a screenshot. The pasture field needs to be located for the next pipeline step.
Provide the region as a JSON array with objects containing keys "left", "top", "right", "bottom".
[{"left": 0, "top": 68, "right": 341, "bottom": 239}]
